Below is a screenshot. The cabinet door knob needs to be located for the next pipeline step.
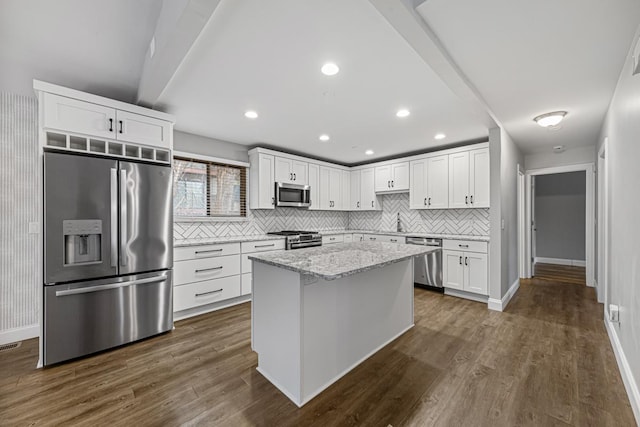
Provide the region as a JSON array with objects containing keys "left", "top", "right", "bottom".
[
  {"left": 118, "top": 120, "right": 123, "bottom": 134},
  {"left": 465, "top": 196, "right": 469, "bottom": 205},
  {"left": 357, "top": 201, "right": 360, "bottom": 208},
  {"left": 424, "top": 197, "right": 427, "bottom": 205},
  {"left": 108, "top": 118, "right": 113, "bottom": 132},
  {"left": 465, "top": 257, "right": 468, "bottom": 266},
  {"left": 391, "top": 180, "right": 394, "bottom": 187},
  {"left": 293, "top": 173, "right": 296, "bottom": 180},
  {"left": 371, "top": 200, "right": 374, "bottom": 207},
  {"left": 272, "top": 197, "right": 275, "bottom": 205},
  {"left": 428, "top": 197, "right": 431, "bottom": 206},
  {"left": 470, "top": 195, "right": 474, "bottom": 204},
  {"left": 459, "top": 256, "right": 462, "bottom": 265}
]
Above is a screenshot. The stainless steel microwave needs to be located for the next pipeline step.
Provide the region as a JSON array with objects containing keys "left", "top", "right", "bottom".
[{"left": 275, "top": 182, "right": 311, "bottom": 207}]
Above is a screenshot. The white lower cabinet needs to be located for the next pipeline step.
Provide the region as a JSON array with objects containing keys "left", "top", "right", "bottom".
[
  {"left": 322, "top": 234, "right": 344, "bottom": 245},
  {"left": 364, "top": 234, "right": 406, "bottom": 244},
  {"left": 352, "top": 233, "right": 364, "bottom": 242},
  {"left": 443, "top": 239, "right": 488, "bottom": 295},
  {"left": 240, "top": 239, "right": 284, "bottom": 296},
  {"left": 174, "top": 276, "right": 241, "bottom": 312}
]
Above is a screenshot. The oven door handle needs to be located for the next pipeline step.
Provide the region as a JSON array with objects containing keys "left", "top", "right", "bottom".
[{"left": 55, "top": 275, "right": 167, "bottom": 297}]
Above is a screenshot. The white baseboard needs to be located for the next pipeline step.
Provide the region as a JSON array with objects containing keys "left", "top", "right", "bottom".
[
  {"left": 488, "top": 279, "right": 520, "bottom": 312},
  {"left": 535, "top": 257, "right": 586, "bottom": 267},
  {"left": 605, "top": 317, "right": 640, "bottom": 424},
  {"left": 0, "top": 324, "right": 39, "bottom": 345},
  {"left": 444, "top": 288, "right": 489, "bottom": 304},
  {"left": 173, "top": 294, "right": 251, "bottom": 322}
]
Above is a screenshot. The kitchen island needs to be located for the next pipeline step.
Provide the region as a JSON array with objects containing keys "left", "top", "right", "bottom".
[{"left": 248, "top": 241, "right": 437, "bottom": 407}]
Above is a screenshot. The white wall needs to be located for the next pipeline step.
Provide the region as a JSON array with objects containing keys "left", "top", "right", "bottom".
[
  {"left": 598, "top": 25, "right": 640, "bottom": 419},
  {"left": 534, "top": 172, "right": 586, "bottom": 261},
  {"left": 0, "top": 93, "right": 40, "bottom": 344},
  {"left": 500, "top": 128, "right": 525, "bottom": 295},
  {"left": 174, "top": 130, "right": 249, "bottom": 163},
  {"left": 525, "top": 145, "right": 595, "bottom": 171}
]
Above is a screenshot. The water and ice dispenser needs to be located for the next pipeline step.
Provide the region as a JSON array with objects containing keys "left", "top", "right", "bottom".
[{"left": 63, "top": 220, "right": 102, "bottom": 266}]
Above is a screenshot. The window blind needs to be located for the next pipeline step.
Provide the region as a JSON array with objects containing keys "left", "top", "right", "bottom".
[{"left": 173, "top": 156, "right": 247, "bottom": 218}]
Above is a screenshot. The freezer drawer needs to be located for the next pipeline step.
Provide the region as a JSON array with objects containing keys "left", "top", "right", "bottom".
[{"left": 43, "top": 270, "right": 173, "bottom": 366}]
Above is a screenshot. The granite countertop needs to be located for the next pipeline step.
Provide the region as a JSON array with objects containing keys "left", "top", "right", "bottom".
[
  {"left": 317, "top": 229, "right": 490, "bottom": 242},
  {"left": 248, "top": 241, "right": 438, "bottom": 281},
  {"left": 174, "top": 234, "right": 286, "bottom": 247}
]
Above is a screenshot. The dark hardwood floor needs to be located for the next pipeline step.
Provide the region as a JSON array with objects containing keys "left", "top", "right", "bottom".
[
  {"left": 534, "top": 263, "right": 586, "bottom": 286},
  {"left": 1, "top": 271, "right": 635, "bottom": 426}
]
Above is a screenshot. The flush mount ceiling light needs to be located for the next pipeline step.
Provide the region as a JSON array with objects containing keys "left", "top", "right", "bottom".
[
  {"left": 321, "top": 62, "right": 340, "bottom": 76},
  {"left": 533, "top": 111, "right": 566, "bottom": 127},
  {"left": 365, "top": 149, "right": 374, "bottom": 156},
  {"left": 244, "top": 110, "right": 258, "bottom": 119},
  {"left": 396, "top": 109, "right": 410, "bottom": 118},
  {"left": 319, "top": 134, "right": 330, "bottom": 142},
  {"left": 434, "top": 133, "right": 446, "bottom": 140}
]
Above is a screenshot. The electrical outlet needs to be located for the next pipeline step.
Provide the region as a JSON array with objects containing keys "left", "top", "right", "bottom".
[
  {"left": 28, "top": 222, "right": 39, "bottom": 234},
  {"left": 609, "top": 304, "right": 620, "bottom": 323},
  {"left": 501, "top": 219, "right": 505, "bottom": 230}
]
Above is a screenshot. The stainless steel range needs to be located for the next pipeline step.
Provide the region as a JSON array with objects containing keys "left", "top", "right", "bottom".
[{"left": 267, "top": 230, "right": 322, "bottom": 250}]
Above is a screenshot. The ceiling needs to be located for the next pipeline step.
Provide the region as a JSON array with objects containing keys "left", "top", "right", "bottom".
[
  {"left": 0, "top": 0, "right": 161, "bottom": 102},
  {"left": 416, "top": 0, "right": 640, "bottom": 154},
  {"left": 1, "top": 0, "right": 638, "bottom": 159},
  {"left": 156, "top": 0, "right": 489, "bottom": 164}
]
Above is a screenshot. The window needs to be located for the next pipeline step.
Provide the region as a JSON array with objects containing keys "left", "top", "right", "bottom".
[{"left": 173, "top": 156, "right": 247, "bottom": 218}]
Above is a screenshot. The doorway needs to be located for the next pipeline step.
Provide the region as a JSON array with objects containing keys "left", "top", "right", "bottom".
[{"left": 523, "top": 163, "right": 595, "bottom": 286}]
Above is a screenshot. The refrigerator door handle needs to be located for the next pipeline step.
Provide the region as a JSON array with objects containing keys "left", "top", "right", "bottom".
[
  {"left": 55, "top": 275, "right": 168, "bottom": 297},
  {"left": 110, "top": 168, "right": 118, "bottom": 267},
  {"left": 120, "top": 169, "right": 128, "bottom": 266}
]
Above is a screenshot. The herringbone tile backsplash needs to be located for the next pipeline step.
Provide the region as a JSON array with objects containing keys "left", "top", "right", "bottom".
[
  {"left": 175, "top": 193, "right": 489, "bottom": 239},
  {"left": 349, "top": 193, "right": 490, "bottom": 236}
]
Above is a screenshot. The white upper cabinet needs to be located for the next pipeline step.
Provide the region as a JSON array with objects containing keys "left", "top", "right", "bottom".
[
  {"left": 275, "top": 157, "right": 308, "bottom": 185},
  {"left": 319, "top": 166, "right": 342, "bottom": 210},
  {"left": 249, "top": 152, "right": 275, "bottom": 209},
  {"left": 449, "top": 151, "right": 471, "bottom": 208},
  {"left": 409, "top": 159, "right": 427, "bottom": 209},
  {"left": 448, "top": 148, "right": 490, "bottom": 209},
  {"left": 361, "top": 168, "right": 381, "bottom": 210},
  {"left": 375, "top": 161, "right": 409, "bottom": 192},
  {"left": 42, "top": 92, "right": 171, "bottom": 149},
  {"left": 43, "top": 93, "right": 116, "bottom": 140},
  {"left": 426, "top": 155, "right": 449, "bottom": 209},
  {"left": 350, "top": 170, "right": 361, "bottom": 210},
  {"left": 341, "top": 170, "right": 350, "bottom": 211},
  {"left": 308, "top": 163, "right": 320, "bottom": 210},
  {"left": 469, "top": 148, "right": 490, "bottom": 208},
  {"left": 115, "top": 110, "right": 171, "bottom": 149}
]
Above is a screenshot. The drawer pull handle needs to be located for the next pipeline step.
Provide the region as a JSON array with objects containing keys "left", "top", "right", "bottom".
[
  {"left": 195, "top": 288, "right": 223, "bottom": 297},
  {"left": 254, "top": 244, "right": 275, "bottom": 248},
  {"left": 458, "top": 244, "right": 469, "bottom": 248},
  {"left": 195, "top": 266, "right": 223, "bottom": 273},
  {"left": 195, "top": 249, "right": 223, "bottom": 254},
  {"left": 390, "top": 239, "right": 397, "bottom": 242}
]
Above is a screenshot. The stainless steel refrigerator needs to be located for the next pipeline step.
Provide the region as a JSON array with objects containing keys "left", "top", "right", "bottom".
[{"left": 43, "top": 151, "right": 173, "bottom": 366}]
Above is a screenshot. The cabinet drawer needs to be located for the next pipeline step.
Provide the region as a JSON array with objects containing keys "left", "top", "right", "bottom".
[
  {"left": 241, "top": 273, "right": 252, "bottom": 295},
  {"left": 322, "top": 234, "right": 344, "bottom": 244},
  {"left": 352, "top": 233, "right": 364, "bottom": 242},
  {"left": 366, "top": 234, "right": 405, "bottom": 244},
  {"left": 443, "top": 240, "right": 487, "bottom": 253},
  {"left": 240, "top": 239, "right": 285, "bottom": 254},
  {"left": 174, "top": 275, "right": 241, "bottom": 312},
  {"left": 174, "top": 242, "right": 240, "bottom": 262},
  {"left": 174, "top": 255, "right": 240, "bottom": 285},
  {"left": 343, "top": 234, "right": 353, "bottom": 243}
]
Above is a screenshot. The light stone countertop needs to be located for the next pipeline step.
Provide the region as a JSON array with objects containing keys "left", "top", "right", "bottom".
[
  {"left": 248, "top": 241, "right": 438, "bottom": 281},
  {"left": 174, "top": 234, "right": 285, "bottom": 247},
  {"left": 317, "top": 229, "right": 490, "bottom": 242}
]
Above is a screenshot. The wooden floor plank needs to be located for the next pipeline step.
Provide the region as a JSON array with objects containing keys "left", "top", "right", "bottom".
[{"left": 0, "top": 266, "right": 635, "bottom": 426}]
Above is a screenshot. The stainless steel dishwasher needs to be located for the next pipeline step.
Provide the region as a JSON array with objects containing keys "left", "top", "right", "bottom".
[{"left": 406, "top": 237, "right": 443, "bottom": 290}]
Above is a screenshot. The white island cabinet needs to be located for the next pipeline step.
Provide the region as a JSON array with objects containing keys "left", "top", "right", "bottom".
[{"left": 249, "top": 242, "right": 435, "bottom": 407}]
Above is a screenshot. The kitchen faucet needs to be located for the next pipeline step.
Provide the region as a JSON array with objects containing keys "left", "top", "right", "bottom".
[{"left": 397, "top": 212, "right": 402, "bottom": 233}]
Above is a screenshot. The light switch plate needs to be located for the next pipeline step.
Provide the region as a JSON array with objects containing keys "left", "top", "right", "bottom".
[{"left": 28, "top": 222, "right": 39, "bottom": 234}]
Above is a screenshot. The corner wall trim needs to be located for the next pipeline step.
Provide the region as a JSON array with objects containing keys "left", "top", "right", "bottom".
[
  {"left": 605, "top": 317, "right": 640, "bottom": 423},
  {"left": 0, "top": 325, "right": 39, "bottom": 346},
  {"left": 488, "top": 279, "right": 520, "bottom": 312}
]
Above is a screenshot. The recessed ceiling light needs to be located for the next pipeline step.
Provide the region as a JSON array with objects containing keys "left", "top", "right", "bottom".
[
  {"left": 434, "top": 133, "right": 446, "bottom": 140},
  {"left": 319, "top": 134, "right": 330, "bottom": 142},
  {"left": 321, "top": 63, "right": 339, "bottom": 76},
  {"left": 365, "top": 149, "right": 374, "bottom": 156},
  {"left": 244, "top": 110, "right": 258, "bottom": 119},
  {"left": 533, "top": 111, "right": 566, "bottom": 127},
  {"left": 396, "top": 109, "right": 410, "bottom": 118}
]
